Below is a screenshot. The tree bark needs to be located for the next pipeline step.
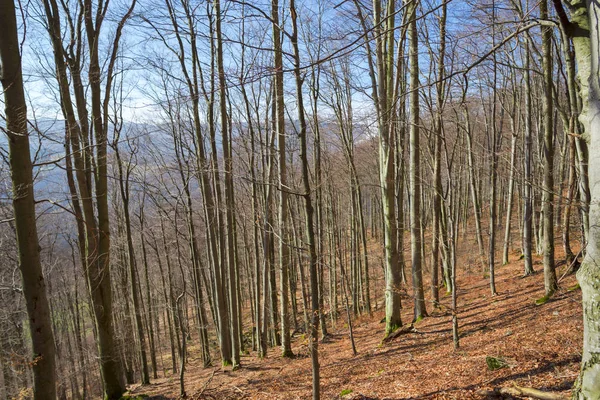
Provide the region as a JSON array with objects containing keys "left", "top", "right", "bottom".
[
  {"left": 523, "top": 40, "right": 535, "bottom": 276},
  {"left": 408, "top": 0, "right": 427, "bottom": 320},
  {"left": 0, "top": 1, "right": 57, "bottom": 397},
  {"left": 272, "top": 0, "right": 294, "bottom": 357},
  {"left": 540, "top": 0, "right": 558, "bottom": 297},
  {"left": 573, "top": 2, "right": 600, "bottom": 397},
  {"left": 290, "top": 1, "right": 320, "bottom": 397}
]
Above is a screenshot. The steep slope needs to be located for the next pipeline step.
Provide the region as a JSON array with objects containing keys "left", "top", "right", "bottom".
[{"left": 132, "top": 251, "right": 582, "bottom": 399}]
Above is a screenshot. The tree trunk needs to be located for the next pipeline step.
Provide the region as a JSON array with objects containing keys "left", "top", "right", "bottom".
[
  {"left": 115, "top": 144, "right": 150, "bottom": 385},
  {"left": 408, "top": 0, "right": 427, "bottom": 320},
  {"left": 431, "top": 0, "right": 447, "bottom": 307},
  {"left": 503, "top": 132, "right": 517, "bottom": 265},
  {"left": 290, "top": 1, "right": 320, "bottom": 397},
  {"left": 541, "top": 0, "right": 558, "bottom": 297},
  {"left": 0, "top": 2, "right": 57, "bottom": 396},
  {"left": 214, "top": 0, "right": 241, "bottom": 368},
  {"left": 272, "top": 0, "right": 294, "bottom": 357},
  {"left": 523, "top": 40, "right": 535, "bottom": 276},
  {"left": 573, "top": 2, "right": 600, "bottom": 397}
]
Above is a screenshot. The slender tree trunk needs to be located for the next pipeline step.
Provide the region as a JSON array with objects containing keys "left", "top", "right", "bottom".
[
  {"left": 115, "top": 146, "right": 150, "bottom": 385},
  {"left": 290, "top": 1, "right": 320, "bottom": 397},
  {"left": 176, "top": 292, "right": 186, "bottom": 398},
  {"left": 523, "top": 40, "right": 535, "bottom": 276},
  {"left": 139, "top": 212, "right": 158, "bottom": 379},
  {"left": 502, "top": 132, "right": 517, "bottom": 265},
  {"left": 431, "top": 1, "right": 447, "bottom": 307},
  {"left": 463, "top": 101, "right": 486, "bottom": 273},
  {"left": 564, "top": 134, "right": 577, "bottom": 265},
  {"left": 488, "top": 0, "right": 499, "bottom": 296},
  {"left": 407, "top": 0, "right": 427, "bottom": 320},
  {"left": 214, "top": 0, "right": 241, "bottom": 368},
  {"left": 152, "top": 235, "right": 178, "bottom": 375}
]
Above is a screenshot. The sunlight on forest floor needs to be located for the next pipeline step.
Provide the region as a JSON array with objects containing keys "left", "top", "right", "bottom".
[{"left": 131, "top": 247, "right": 581, "bottom": 399}]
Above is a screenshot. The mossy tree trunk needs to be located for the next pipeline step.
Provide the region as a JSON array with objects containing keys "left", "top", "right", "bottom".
[
  {"left": 558, "top": 0, "right": 592, "bottom": 242},
  {"left": 573, "top": 2, "right": 600, "bottom": 397}
]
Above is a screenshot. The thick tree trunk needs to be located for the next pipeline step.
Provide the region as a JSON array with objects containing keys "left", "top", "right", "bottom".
[
  {"left": 373, "top": 0, "right": 403, "bottom": 335},
  {"left": 573, "top": 2, "right": 600, "bottom": 398},
  {"left": 0, "top": 1, "right": 57, "bottom": 397},
  {"left": 541, "top": 0, "right": 558, "bottom": 297},
  {"left": 41, "top": 0, "right": 128, "bottom": 395},
  {"left": 272, "top": 0, "right": 293, "bottom": 357}
]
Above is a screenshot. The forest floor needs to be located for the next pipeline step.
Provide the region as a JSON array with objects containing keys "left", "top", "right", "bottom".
[{"left": 132, "top": 250, "right": 583, "bottom": 400}]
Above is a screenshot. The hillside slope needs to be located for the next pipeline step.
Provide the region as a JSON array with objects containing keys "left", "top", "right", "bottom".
[{"left": 132, "top": 255, "right": 582, "bottom": 400}]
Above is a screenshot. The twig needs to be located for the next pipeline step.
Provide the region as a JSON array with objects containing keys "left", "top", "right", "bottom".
[
  {"left": 231, "top": 385, "right": 244, "bottom": 394},
  {"left": 197, "top": 369, "right": 216, "bottom": 397},
  {"left": 558, "top": 249, "right": 583, "bottom": 283}
]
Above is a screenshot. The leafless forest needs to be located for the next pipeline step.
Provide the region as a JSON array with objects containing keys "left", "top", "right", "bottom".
[{"left": 1, "top": 0, "right": 600, "bottom": 399}]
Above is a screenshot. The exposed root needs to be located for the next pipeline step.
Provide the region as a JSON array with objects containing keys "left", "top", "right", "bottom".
[{"left": 382, "top": 324, "right": 416, "bottom": 342}]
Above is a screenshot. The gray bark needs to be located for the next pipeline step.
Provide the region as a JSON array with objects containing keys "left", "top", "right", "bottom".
[
  {"left": 407, "top": 0, "right": 427, "bottom": 320},
  {"left": 573, "top": 2, "right": 600, "bottom": 398}
]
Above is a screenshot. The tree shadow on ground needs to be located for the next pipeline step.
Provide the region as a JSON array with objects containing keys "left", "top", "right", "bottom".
[{"left": 387, "top": 354, "right": 580, "bottom": 400}]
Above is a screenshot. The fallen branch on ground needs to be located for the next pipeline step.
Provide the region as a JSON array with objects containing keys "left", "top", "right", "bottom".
[
  {"left": 476, "top": 385, "right": 568, "bottom": 400},
  {"left": 196, "top": 369, "right": 216, "bottom": 398},
  {"left": 558, "top": 249, "right": 583, "bottom": 283}
]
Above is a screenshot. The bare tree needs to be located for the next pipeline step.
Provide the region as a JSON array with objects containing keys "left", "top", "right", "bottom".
[{"left": 0, "top": 1, "right": 56, "bottom": 397}]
